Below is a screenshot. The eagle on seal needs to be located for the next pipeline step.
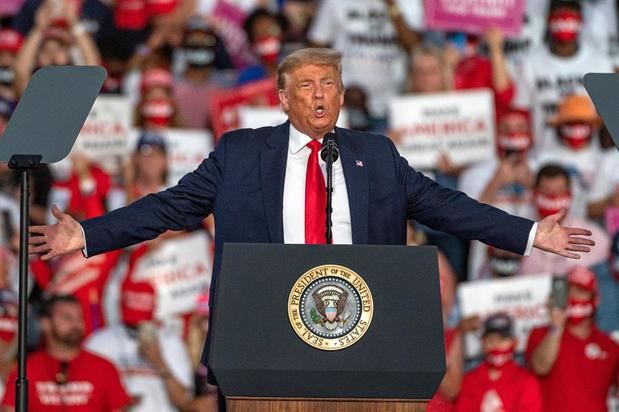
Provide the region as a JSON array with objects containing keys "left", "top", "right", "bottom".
[{"left": 312, "top": 285, "right": 348, "bottom": 330}]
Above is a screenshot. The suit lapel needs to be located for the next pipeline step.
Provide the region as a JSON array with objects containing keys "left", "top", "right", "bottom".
[
  {"left": 261, "top": 122, "right": 289, "bottom": 243},
  {"left": 336, "top": 128, "right": 368, "bottom": 244}
]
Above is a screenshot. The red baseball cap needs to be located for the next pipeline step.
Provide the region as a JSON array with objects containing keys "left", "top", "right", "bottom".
[
  {"left": 0, "top": 29, "right": 23, "bottom": 54},
  {"left": 120, "top": 279, "right": 156, "bottom": 326},
  {"left": 567, "top": 266, "right": 598, "bottom": 294}
]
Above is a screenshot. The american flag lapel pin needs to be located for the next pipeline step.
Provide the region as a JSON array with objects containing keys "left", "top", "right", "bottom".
[{"left": 356, "top": 160, "right": 364, "bottom": 167}]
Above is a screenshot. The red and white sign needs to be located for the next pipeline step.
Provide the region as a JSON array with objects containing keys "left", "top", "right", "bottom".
[
  {"left": 209, "top": 78, "right": 280, "bottom": 140},
  {"left": 130, "top": 231, "right": 212, "bottom": 320},
  {"left": 389, "top": 89, "right": 496, "bottom": 170},
  {"left": 458, "top": 274, "right": 551, "bottom": 358},
  {"left": 424, "top": 0, "right": 526, "bottom": 36},
  {"left": 73, "top": 96, "right": 133, "bottom": 174}
]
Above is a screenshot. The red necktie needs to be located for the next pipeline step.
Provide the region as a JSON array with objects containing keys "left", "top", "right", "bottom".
[{"left": 305, "top": 140, "right": 326, "bottom": 244}]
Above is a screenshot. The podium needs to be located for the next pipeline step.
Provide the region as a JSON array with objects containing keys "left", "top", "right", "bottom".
[{"left": 209, "top": 244, "right": 446, "bottom": 411}]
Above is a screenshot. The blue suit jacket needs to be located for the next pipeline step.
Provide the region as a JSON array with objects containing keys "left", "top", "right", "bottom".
[{"left": 82, "top": 122, "right": 534, "bottom": 290}]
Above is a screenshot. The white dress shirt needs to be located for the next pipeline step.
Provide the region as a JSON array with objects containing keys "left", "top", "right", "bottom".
[{"left": 283, "top": 124, "right": 352, "bottom": 244}]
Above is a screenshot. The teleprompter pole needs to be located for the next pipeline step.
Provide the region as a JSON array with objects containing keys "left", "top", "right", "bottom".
[{"left": 9, "top": 154, "right": 42, "bottom": 412}]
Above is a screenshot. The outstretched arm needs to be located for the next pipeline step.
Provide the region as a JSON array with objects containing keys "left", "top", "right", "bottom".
[
  {"left": 30, "top": 134, "right": 228, "bottom": 259},
  {"left": 395, "top": 142, "right": 594, "bottom": 258}
]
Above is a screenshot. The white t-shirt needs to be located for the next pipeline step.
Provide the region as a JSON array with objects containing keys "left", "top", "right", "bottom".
[
  {"left": 588, "top": 148, "right": 619, "bottom": 202},
  {"left": 308, "top": 0, "right": 423, "bottom": 117},
  {"left": 458, "top": 157, "right": 535, "bottom": 218},
  {"left": 0, "top": 192, "right": 18, "bottom": 247},
  {"left": 512, "top": 45, "right": 613, "bottom": 153},
  {"left": 503, "top": 0, "right": 549, "bottom": 65},
  {"left": 85, "top": 324, "right": 193, "bottom": 412},
  {"left": 582, "top": 0, "right": 619, "bottom": 66}
]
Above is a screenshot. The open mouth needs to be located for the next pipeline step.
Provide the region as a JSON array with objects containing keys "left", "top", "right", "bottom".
[{"left": 314, "top": 105, "right": 326, "bottom": 118}]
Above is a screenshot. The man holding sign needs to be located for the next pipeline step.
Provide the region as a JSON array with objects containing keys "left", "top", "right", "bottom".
[{"left": 28, "top": 47, "right": 594, "bottom": 393}]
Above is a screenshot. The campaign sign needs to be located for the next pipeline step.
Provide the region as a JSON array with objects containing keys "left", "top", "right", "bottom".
[
  {"left": 424, "top": 0, "right": 525, "bottom": 36},
  {"left": 210, "top": 0, "right": 257, "bottom": 69},
  {"left": 389, "top": 89, "right": 496, "bottom": 170},
  {"left": 163, "top": 129, "right": 213, "bottom": 186},
  {"left": 238, "top": 106, "right": 349, "bottom": 129},
  {"left": 73, "top": 96, "right": 133, "bottom": 174},
  {"left": 209, "top": 77, "right": 280, "bottom": 140},
  {"left": 458, "top": 274, "right": 551, "bottom": 359},
  {"left": 130, "top": 231, "right": 213, "bottom": 320}
]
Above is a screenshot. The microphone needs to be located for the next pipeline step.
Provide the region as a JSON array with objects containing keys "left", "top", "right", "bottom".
[
  {"left": 320, "top": 133, "right": 339, "bottom": 163},
  {"left": 321, "top": 133, "right": 338, "bottom": 244}
]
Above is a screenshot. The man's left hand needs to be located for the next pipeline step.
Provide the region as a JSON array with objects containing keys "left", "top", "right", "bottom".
[{"left": 533, "top": 209, "right": 595, "bottom": 259}]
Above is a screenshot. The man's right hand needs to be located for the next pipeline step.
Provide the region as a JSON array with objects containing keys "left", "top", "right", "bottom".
[
  {"left": 548, "top": 300, "right": 567, "bottom": 329},
  {"left": 28, "top": 205, "right": 85, "bottom": 260}
]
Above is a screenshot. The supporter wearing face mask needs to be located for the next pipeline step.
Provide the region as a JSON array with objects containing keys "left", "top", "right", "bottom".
[
  {"left": 173, "top": 17, "right": 222, "bottom": 130},
  {"left": 526, "top": 266, "right": 619, "bottom": 412},
  {"left": 536, "top": 94, "right": 602, "bottom": 218},
  {"left": 237, "top": 8, "right": 287, "bottom": 85},
  {"left": 455, "top": 313, "right": 542, "bottom": 412},
  {"left": 0, "top": 29, "right": 22, "bottom": 103},
  {"left": 520, "top": 164, "right": 610, "bottom": 275},
  {"left": 512, "top": 0, "right": 613, "bottom": 154},
  {"left": 483, "top": 247, "right": 523, "bottom": 279},
  {"left": 460, "top": 108, "right": 535, "bottom": 280},
  {"left": 136, "top": 67, "right": 180, "bottom": 130}
]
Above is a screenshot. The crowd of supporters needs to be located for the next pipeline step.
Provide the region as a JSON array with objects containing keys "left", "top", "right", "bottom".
[{"left": 0, "top": 0, "right": 618, "bottom": 411}]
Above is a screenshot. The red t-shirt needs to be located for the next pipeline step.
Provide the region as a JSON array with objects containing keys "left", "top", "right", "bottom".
[
  {"left": 1, "top": 350, "right": 131, "bottom": 411},
  {"left": 455, "top": 361, "right": 542, "bottom": 412},
  {"left": 525, "top": 326, "right": 619, "bottom": 412},
  {"left": 454, "top": 55, "right": 514, "bottom": 121}
]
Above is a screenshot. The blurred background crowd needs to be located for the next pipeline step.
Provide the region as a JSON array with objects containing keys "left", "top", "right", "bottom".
[{"left": 0, "top": 0, "right": 618, "bottom": 411}]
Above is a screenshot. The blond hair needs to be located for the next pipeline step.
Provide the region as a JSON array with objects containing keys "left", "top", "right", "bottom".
[
  {"left": 407, "top": 45, "right": 448, "bottom": 93},
  {"left": 277, "top": 47, "right": 343, "bottom": 90}
]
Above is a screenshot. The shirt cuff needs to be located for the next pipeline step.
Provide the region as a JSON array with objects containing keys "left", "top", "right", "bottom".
[
  {"left": 79, "top": 224, "right": 89, "bottom": 258},
  {"left": 523, "top": 222, "right": 538, "bottom": 256}
]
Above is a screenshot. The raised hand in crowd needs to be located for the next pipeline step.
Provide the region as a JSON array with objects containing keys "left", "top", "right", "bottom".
[
  {"left": 13, "top": 0, "right": 100, "bottom": 96},
  {"left": 484, "top": 26, "right": 510, "bottom": 94},
  {"left": 478, "top": 154, "right": 532, "bottom": 205},
  {"left": 382, "top": 0, "right": 421, "bottom": 53}
]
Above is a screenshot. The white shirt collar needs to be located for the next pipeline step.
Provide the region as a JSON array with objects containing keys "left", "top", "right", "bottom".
[
  {"left": 288, "top": 123, "right": 336, "bottom": 154},
  {"left": 289, "top": 122, "right": 315, "bottom": 154}
]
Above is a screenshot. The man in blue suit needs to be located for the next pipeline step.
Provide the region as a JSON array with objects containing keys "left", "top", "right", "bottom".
[{"left": 29, "top": 47, "right": 593, "bottom": 393}]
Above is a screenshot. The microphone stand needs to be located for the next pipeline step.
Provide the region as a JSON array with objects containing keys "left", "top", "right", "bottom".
[{"left": 321, "top": 133, "right": 339, "bottom": 244}]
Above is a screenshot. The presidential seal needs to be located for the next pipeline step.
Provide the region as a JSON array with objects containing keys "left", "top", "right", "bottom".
[{"left": 287, "top": 264, "right": 373, "bottom": 351}]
